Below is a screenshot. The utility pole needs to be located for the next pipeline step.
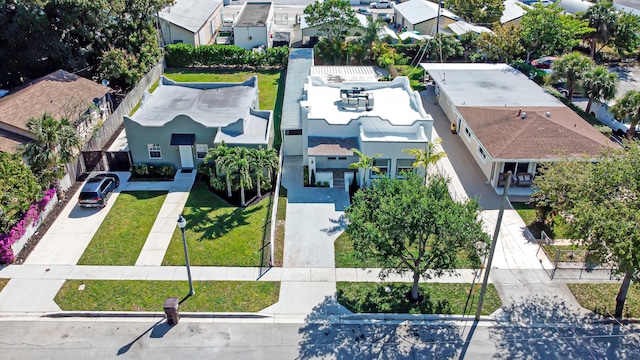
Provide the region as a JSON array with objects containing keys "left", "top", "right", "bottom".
[
  {"left": 475, "top": 171, "right": 512, "bottom": 321},
  {"left": 435, "top": 1, "right": 443, "bottom": 37}
]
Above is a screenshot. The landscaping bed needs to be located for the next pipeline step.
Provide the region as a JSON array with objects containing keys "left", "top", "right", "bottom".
[
  {"left": 78, "top": 191, "right": 168, "bottom": 265},
  {"left": 161, "top": 181, "right": 270, "bottom": 266},
  {"left": 337, "top": 282, "right": 501, "bottom": 315},
  {"left": 568, "top": 283, "right": 640, "bottom": 318},
  {"left": 511, "top": 202, "right": 573, "bottom": 240},
  {"left": 273, "top": 186, "right": 287, "bottom": 267},
  {"left": 55, "top": 280, "right": 280, "bottom": 312}
]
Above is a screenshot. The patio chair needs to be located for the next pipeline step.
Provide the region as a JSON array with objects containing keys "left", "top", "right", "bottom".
[{"left": 497, "top": 172, "right": 516, "bottom": 187}]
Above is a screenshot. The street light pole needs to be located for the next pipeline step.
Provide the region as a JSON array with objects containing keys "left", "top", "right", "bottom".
[
  {"left": 177, "top": 215, "right": 195, "bottom": 296},
  {"left": 475, "top": 171, "right": 512, "bottom": 321}
]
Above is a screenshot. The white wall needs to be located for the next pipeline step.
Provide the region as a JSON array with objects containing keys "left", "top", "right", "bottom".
[
  {"left": 282, "top": 133, "right": 303, "bottom": 155},
  {"left": 360, "top": 140, "right": 426, "bottom": 186},
  {"left": 234, "top": 26, "right": 269, "bottom": 49},
  {"left": 161, "top": 20, "right": 196, "bottom": 46},
  {"left": 315, "top": 156, "right": 357, "bottom": 169}
]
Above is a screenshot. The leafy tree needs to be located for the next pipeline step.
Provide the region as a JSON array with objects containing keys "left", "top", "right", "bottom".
[
  {"left": 348, "top": 148, "right": 381, "bottom": 188},
  {"left": 316, "top": 37, "right": 347, "bottom": 65},
  {"left": 581, "top": 65, "right": 618, "bottom": 114},
  {"left": 478, "top": 23, "right": 524, "bottom": 62},
  {"left": 0, "top": 153, "right": 42, "bottom": 233},
  {"left": 611, "top": 90, "right": 640, "bottom": 139},
  {"left": 230, "top": 147, "right": 253, "bottom": 207},
  {"left": 459, "top": 32, "right": 480, "bottom": 61},
  {"left": 582, "top": 1, "right": 617, "bottom": 59},
  {"left": 303, "top": 0, "right": 359, "bottom": 39},
  {"left": 551, "top": 52, "right": 594, "bottom": 100},
  {"left": 250, "top": 146, "right": 278, "bottom": 198},
  {"left": 425, "top": 34, "right": 463, "bottom": 62},
  {"left": 444, "top": 0, "right": 504, "bottom": 26},
  {"left": 402, "top": 138, "right": 447, "bottom": 185},
  {"left": 204, "top": 142, "right": 235, "bottom": 198},
  {"left": 519, "top": 4, "right": 592, "bottom": 61},
  {"left": 345, "top": 173, "right": 489, "bottom": 301},
  {"left": 532, "top": 142, "right": 640, "bottom": 317},
  {"left": 611, "top": 12, "right": 640, "bottom": 58},
  {"left": 19, "top": 113, "right": 81, "bottom": 191}
]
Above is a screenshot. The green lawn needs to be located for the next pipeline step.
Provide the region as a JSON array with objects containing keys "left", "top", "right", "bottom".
[
  {"left": 274, "top": 186, "right": 287, "bottom": 267},
  {"left": 395, "top": 65, "right": 426, "bottom": 91},
  {"left": 511, "top": 202, "right": 573, "bottom": 240},
  {"left": 337, "top": 282, "right": 501, "bottom": 315},
  {"left": 568, "top": 283, "right": 640, "bottom": 318},
  {"left": 162, "top": 181, "right": 270, "bottom": 266},
  {"left": 129, "top": 79, "right": 160, "bottom": 116},
  {"left": 334, "top": 232, "right": 479, "bottom": 269},
  {"left": 78, "top": 191, "right": 167, "bottom": 265},
  {"left": 55, "top": 280, "right": 279, "bottom": 312}
]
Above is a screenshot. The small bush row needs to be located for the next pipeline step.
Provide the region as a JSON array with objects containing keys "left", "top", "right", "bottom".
[
  {"left": 130, "top": 163, "right": 177, "bottom": 179},
  {"left": 165, "top": 44, "right": 289, "bottom": 68}
]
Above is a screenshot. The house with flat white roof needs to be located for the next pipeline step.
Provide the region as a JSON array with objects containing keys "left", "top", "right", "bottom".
[{"left": 421, "top": 63, "right": 618, "bottom": 193}]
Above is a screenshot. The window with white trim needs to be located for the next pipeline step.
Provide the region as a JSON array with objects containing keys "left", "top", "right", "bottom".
[
  {"left": 396, "top": 159, "right": 414, "bottom": 178},
  {"left": 148, "top": 144, "right": 162, "bottom": 159},
  {"left": 464, "top": 125, "right": 471, "bottom": 140},
  {"left": 372, "top": 158, "right": 390, "bottom": 178},
  {"left": 195, "top": 144, "right": 208, "bottom": 159},
  {"left": 478, "top": 146, "right": 487, "bottom": 163}
]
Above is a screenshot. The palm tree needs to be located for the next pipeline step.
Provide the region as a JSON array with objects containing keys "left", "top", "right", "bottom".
[
  {"left": 20, "top": 112, "right": 80, "bottom": 191},
  {"left": 581, "top": 66, "right": 618, "bottom": 114},
  {"left": 611, "top": 90, "right": 640, "bottom": 139},
  {"left": 251, "top": 146, "right": 279, "bottom": 198},
  {"left": 402, "top": 138, "right": 447, "bottom": 185},
  {"left": 204, "top": 142, "right": 235, "bottom": 198},
  {"left": 583, "top": 2, "right": 617, "bottom": 59},
  {"left": 348, "top": 148, "right": 381, "bottom": 188},
  {"left": 230, "top": 147, "right": 253, "bottom": 207},
  {"left": 551, "top": 52, "right": 594, "bottom": 100}
]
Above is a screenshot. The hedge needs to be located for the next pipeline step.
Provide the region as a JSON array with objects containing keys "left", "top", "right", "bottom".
[{"left": 165, "top": 44, "right": 289, "bottom": 68}]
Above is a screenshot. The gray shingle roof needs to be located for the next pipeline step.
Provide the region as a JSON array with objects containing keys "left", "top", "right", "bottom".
[
  {"left": 159, "top": 0, "right": 222, "bottom": 33},
  {"left": 281, "top": 49, "right": 313, "bottom": 130}
]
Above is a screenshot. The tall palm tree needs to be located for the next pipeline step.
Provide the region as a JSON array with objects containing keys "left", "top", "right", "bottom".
[
  {"left": 581, "top": 66, "right": 618, "bottom": 114},
  {"left": 251, "top": 146, "right": 279, "bottom": 198},
  {"left": 551, "top": 52, "right": 594, "bottom": 100},
  {"left": 348, "top": 148, "right": 381, "bottom": 188},
  {"left": 611, "top": 90, "right": 640, "bottom": 139},
  {"left": 204, "top": 142, "right": 235, "bottom": 198},
  {"left": 402, "top": 138, "right": 447, "bottom": 185},
  {"left": 19, "top": 112, "right": 80, "bottom": 190},
  {"left": 230, "top": 147, "right": 253, "bottom": 207},
  {"left": 583, "top": 1, "right": 617, "bottom": 59}
]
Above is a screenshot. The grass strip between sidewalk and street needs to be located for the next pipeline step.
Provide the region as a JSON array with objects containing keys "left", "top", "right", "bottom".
[
  {"left": 568, "top": 283, "right": 640, "bottom": 318},
  {"left": 162, "top": 182, "right": 270, "bottom": 267},
  {"left": 337, "top": 282, "right": 501, "bottom": 315},
  {"left": 55, "top": 280, "right": 280, "bottom": 312},
  {"left": 78, "top": 191, "right": 168, "bottom": 266},
  {"left": 0, "top": 278, "right": 9, "bottom": 292}
]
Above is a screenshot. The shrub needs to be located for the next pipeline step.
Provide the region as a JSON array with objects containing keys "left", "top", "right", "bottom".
[
  {"left": 131, "top": 163, "right": 176, "bottom": 179},
  {"left": 165, "top": 44, "right": 289, "bottom": 68},
  {"left": 209, "top": 176, "right": 227, "bottom": 191}
]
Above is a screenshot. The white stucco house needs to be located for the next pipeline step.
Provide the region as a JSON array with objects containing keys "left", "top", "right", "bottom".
[
  {"left": 280, "top": 49, "right": 434, "bottom": 189},
  {"left": 232, "top": 2, "right": 274, "bottom": 49},
  {"left": 158, "top": 0, "right": 223, "bottom": 46}
]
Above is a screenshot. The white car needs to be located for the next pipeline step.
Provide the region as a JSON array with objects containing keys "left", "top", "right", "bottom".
[
  {"left": 590, "top": 100, "right": 640, "bottom": 136},
  {"left": 370, "top": 0, "right": 392, "bottom": 9}
]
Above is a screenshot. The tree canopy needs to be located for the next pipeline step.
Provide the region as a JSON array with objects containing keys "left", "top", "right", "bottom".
[
  {"left": 444, "top": 0, "right": 504, "bottom": 27},
  {"left": 532, "top": 141, "right": 640, "bottom": 317},
  {"left": 345, "top": 173, "right": 489, "bottom": 301},
  {"left": 303, "top": 0, "right": 359, "bottom": 39},
  {"left": 0, "top": 153, "right": 42, "bottom": 233}
]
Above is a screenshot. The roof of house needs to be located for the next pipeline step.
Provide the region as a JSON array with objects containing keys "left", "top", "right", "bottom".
[
  {"left": 393, "top": 0, "right": 459, "bottom": 25},
  {"left": 310, "top": 66, "right": 380, "bottom": 83},
  {"left": 159, "top": 0, "right": 222, "bottom": 33},
  {"left": 501, "top": 0, "right": 530, "bottom": 23},
  {"left": 304, "top": 76, "right": 431, "bottom": 126},
  {"left": 447, "top": 21, "right": 492, "bottom": 36},
  {"left": 0, "top": 129, "right": 30, "bottom": 154},
  {"left": 457, "top": 106, "right": 616, "bottom": 160},
  {"left": 235, "top": 2, "right": 271, "bottom": 27},
  {"left": 308, "top": 136, "right": 358, "bottom": 156},
  {"left": 421, "top": 63, "right": 564, "bottom": 107},
  {"left": 281, "top": 49, "right": 313, "bottom": 130},
  {"left": 556, "top": 0, "right": 593, "bottom": 14},
  {"left": 0, "top": 69, "right": 110, "bottom": 134}
]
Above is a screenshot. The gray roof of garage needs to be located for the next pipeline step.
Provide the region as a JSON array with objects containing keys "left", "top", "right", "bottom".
[
  {"left": 281, "top": 49, "right": 313, "bottom": 130},
  {"left": 159, "top": 0, "right": 221, "bottom": 33},
  {"left": 236, "top": 3, "right": 271, "bottom": 27}
]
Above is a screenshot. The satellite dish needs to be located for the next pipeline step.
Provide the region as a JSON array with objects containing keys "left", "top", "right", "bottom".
[
  {"left": 93, "top": 97, "right": 100, "bottom": 105},
  {"left": 101, "top": 79, "right": 110, "bottom": 87}
]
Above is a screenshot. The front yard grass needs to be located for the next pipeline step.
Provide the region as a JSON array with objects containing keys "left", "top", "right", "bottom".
[
  {"left": 78, "top": 191, "right": 167, "bottom": 265},
  {"left": 511, "top": 202, "right": 573, "bottom": 240},
  {"left": 162, "top": 181, "right": 270, "bottom": 266},
  {"left": 568, "top": 283, "right": 640, "bottom": 318},
  {"left": 274, "top": 186, "right": 287, "bottom": 267},
  {"left": 337, "top": 282, "right": 501, "bottom": 315},
  {"left": 334, "top": 232, "right": 479, "bottom": 269},
  {"left": 55, "top": 280, "right": 279, "bottom": 312}
]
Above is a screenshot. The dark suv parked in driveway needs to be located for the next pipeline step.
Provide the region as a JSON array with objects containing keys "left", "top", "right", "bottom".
[{"left": 78, "top": 173, "right": 120, "bottom": 208}]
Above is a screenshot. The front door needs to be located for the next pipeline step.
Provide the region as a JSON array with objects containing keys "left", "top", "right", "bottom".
[{"left": 179, "top": 145, "right": 194, "bottom": 169}]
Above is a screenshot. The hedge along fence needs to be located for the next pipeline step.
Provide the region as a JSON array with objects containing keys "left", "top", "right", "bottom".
[{"left": 164, "top": 44, "right": 289, "bottom": 68}]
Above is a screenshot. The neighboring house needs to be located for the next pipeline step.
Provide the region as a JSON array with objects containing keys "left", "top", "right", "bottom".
[
  {"left": 393, "top": 0, "right": 460, "bottom": 36},
  {"left": 614, "top": 0, "right": 640, "bottom": 16},
  {"left": 421, "top": 63, "right": 617, "bottom": 193},
  {"left": 502, "top": 0, "right": 531, "bottom": 25},
  {"left": 232, "top": 2, "right": 274, "bottom": 49},
  {"left": 158, "top": 0, "right": 223, "bottom": 46},
  {"left": 0, "top": 69, "right": 111, "bottom": 154},
  {"left": 446, "top": 20, "right": 492, "bottom": 36},
  {"left": 124, "top": 76, "right": 273, "bottom": 169},
  {"left": 555, "top": 0, "right": 593, "bottom": 15},
  {"left": 300, "top": 13, "right": 370, "bottom": 40},
  {"left": 281, "top": 50, "right": 434, "bottom": 188}
]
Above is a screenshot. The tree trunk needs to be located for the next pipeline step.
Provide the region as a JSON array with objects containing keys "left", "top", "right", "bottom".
[
  {"left": 411, "top": 272, "right": 420, "bottom": 301},
  {"left": 240, "top": 184, "right": 246, "bottom": 207},
  {"left": 586, "top": 97, "right": 594, "bottom": 114},
  {"left": 360, "top": 170, "right": 366, "bottom": 189},
  {"left": 629, "top": 119, "right": 638, "bottom": 139},
  {"left": 615, "top": 268, "right": 634, "bottom": 318},
  {"left": 226, "top": 172, "right": 232, "bottom": 198},
  {"left": 590, "top": 39, "right": 596, "bottom": 60},
  {"left": 256, "top": 175, "right": 262, "bottom": 198}
]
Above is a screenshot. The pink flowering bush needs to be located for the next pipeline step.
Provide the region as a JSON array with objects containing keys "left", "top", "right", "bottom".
[{"left": 0, "top": 188, "right": 56, "bottom": 264}]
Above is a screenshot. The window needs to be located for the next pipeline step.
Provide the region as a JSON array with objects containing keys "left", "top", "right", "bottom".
[
  {"left": 396, "top": 159, "right": 414, "bottom": 178},
  {"left": 196, "top": 144, "right": 208, "bottom": 159},
  {"left": 464, "top": 126, "right": 471, "bottom": 140},
  {"left": 285, "top": 129, "right": 302, "bottom": 135},
  {"left": 148, "top": 144, "right": 162, "bottom": 159},
  {"left": 478, "top": 146, "right": 487, "bottom": 163},
  {"left": 328, "top": 157, "right": 337, "bottom": 160},
  {"left": 372, "top": 158, "right": 390, "bottom": 178},
  {"left": 172, "top": 40, "right": 183, "bottom": 44},
  {"left": 338, "top": 157, "right": 347, "bottom": 160}
]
